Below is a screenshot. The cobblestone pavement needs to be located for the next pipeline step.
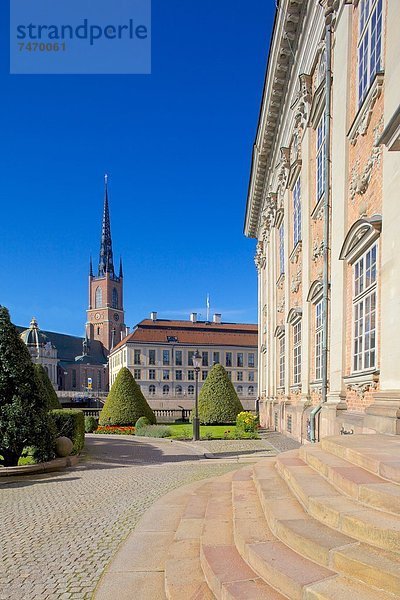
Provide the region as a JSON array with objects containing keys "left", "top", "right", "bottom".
[
  {"left": 260, "top": 430, "right": 301, "bottom": 453},
  {"left": 194, "top": 438, "right": 277, "bottom": 458},
  {"left": 0, "top": 435, "right": 241, "bottom": 600}
]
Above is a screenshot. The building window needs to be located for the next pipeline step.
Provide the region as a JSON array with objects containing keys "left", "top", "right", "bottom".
[
  {"left": 213, "top": 352, "right": 220, "bottom": 364},
  {"left": 279, "top": 224, "right": 285, "bottom": 275},
  {"left": 163, "top": 369, "right": 170, "bottom": 380},
  {"left": 163, "top": 350, "right": 170, "bottom": 365},
  {"left": 163, "top": 384, "right": 169, "bottom": 395},
  {"left": 149, "top": 369, "right": 156, "bottom": 380},
  {"left": 237, "top": 353, "right": 244, "bottom": 368},
  {"left": 175, "top": 350, "right": 182, "bottom": 366},
  {"left": 176, "top": 385, "right": 182, "bottom": 396},
  {"left": 293, "top": 178, "right": 301, "bottom": 247},
  {"left": 188, "top": 351, "right": 194, "bottom": 366},
  {"left": 134, "top": 369, "right": 141, "bottom": 380},
  {"left": 248, "top": 371, "right": 255, "bottom": 382},
  {"left": 149, "top": 384, "right": 156, "bottom": 395},
  {"left": 188, "top": 370, "right": 194, "bottom": 381},
  {"left": 134, "top": 349, "right": 141, "bottom": 365},
  {"left": 112, "top": 287, "right": 118, "bottom": 309},
  {"left": 316, "top": 113, "right": 326, "bottom": 202},
  {"left": 248, "top": 385, "right": 254, "bottom": 396},
  {"left": 188, "top": 385, "right": 194, "bottom": 396},
  {"left": 202, "top": 370, "right": 208, "bottom": 381},
  {"left": 149, "top": 349, "right": 156, "bottom": 365},
  {"left": 248, "top": 353, "right": 255, "bottom": 368},
  {"left": 237, "top": 385, "right": 243, "bottom": 395},
  {"left": 293, "top": 321, "right": 302, "bottom": 385},
  {"left": 353, "top": 244, "right": 377, "bottom": 372},
  {"left": 226, "top": 371, "right": 232, "bottom": 380},
  {"left": 202, "top": 351, "right": 209, "bottom": 367},
  {"left": 72, "top": 369, "right": 77, "bottom": 389},
  {"left": 176, "top": 370, "right": 183, "bottom": 381},
  {"left": 97, "top": 326, "right": 100, "bottom": 336},
  {"left": 315, "top": 301, "right": 323, "bottom": 381},
  {"left": 226, "top": 352, "right": 232, "bottom": 367},
  {"left": 279, "top": 335, "right": 285, "bottom": 388},
  {"left": 287, "top": 414, "right": 292, "bottom": 434},
  {"left": 237, "top": 371, "right": 243, "bottom": 382},
  {"left": 95, "top": 287, "right": 102, "bottom": 308},
  {"left": 97, "top": 371, "right": 101, "bottom": 390},
  {"left": 358, "top": 0, "right": 383, "bottom": 105}
]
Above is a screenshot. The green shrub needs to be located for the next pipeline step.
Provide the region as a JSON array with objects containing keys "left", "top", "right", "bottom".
[
  {"left": 0, "top": 306, "right": 55, "bottom": 466},
  {"left": 198, "top": 364, "right": 244, "bottom": 425},
  {"left": 50, "top": 409, "right": 85, "bottom": 454},
  {"left": 84, "top": 415, "right": 98, "bottom": 433},
  {"left": 236, "top": 411, "right": 258, "bottom": 433},
  {"left": 135, "top": 416, "right": 150, "bottom": 429},
  {"left": 99, "top": 368, "right": 156, "bottom": 426},
  {"left": 33, "top": 364, "right": 61, "bottom": 410},
  {"left": 135, "top": 425, "right": 171, "bottom": 438}
]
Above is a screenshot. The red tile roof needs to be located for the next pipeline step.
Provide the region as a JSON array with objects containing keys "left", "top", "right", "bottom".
[{"left": 112, "top": 319, "right": 258, "bottom": 352}]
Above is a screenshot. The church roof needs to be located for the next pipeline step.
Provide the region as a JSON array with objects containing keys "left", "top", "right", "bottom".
[{"left": 20, "top": 318, "right": 54, "bottom": 348}]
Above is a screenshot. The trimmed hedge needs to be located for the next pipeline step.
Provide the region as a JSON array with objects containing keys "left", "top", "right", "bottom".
[
  {"left": 135, "top": 416, "right": 150, "bottom": 429},
  {"left": 198, "top": 363, "right": 244, "bottom": 424},
  {"left": 84, "top": 415, "right": 98, "bottom": 433},
  {"left": 33, "top": 364, "right": 61, "bottom": 410},
  {"left": 50, "top": 409, "right": 85, "bottom": 455},
  {"left": 99, "top": 368, "right": 156, "bottom": 426}
]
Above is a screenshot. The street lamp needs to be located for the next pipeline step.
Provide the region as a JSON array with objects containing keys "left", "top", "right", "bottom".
[{"left": 192, "top": 349, "right": 202, "bottom": 441}]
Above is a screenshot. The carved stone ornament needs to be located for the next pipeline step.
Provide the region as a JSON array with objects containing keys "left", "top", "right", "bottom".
[
  {"left": 277, "top": 274, "right": 285, "bottom": 290},
  {"left": 254, "top": 241, "right": 266, "bottom": 271},
  {"left": 290, "top": 241, "right": 302, "bottom": 264},
  {"left": 260, "top": 192, "right": 278, "bottom": 236},
  {"left": 291, "top": 269, "right": 302, "bottom": 294},
  {"left": 346, "top": 380, "right": 378, "bottom": 399},
  {"left": 348, "top": 74, "right": 384, "bottom": 145},
  {"left": 277, "top": 147, "right": 290, "bottom": 203},
  {"left": 312, "top": 238, "right": 324, "bottom": 262},
  {"left": 277, "top": 297, "right": 285, "bottom": 314},
  {"left": 291, "top": 73, "right": 312, "bottom": 130},
  {"left": 349, "top": 118, "right": 383, "bottom": 201}
]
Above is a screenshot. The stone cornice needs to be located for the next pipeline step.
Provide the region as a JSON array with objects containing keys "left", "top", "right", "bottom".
[{"left": 244, "top": 0, "right": 307, "bottom": 239}]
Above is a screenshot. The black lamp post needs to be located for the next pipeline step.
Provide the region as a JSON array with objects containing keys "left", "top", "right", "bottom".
[{"left": 192, "top": 349, "right": 202, "bottom": 441}]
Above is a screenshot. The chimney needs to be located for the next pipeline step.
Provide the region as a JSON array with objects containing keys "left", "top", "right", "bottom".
[
  {"left": 126, "top": 326, "right": 130, "bottom": 336},
  {"left": 213, "top": 313, "right": 222, "bottom": 324},
  {"left": 150, "top": 311, "right": 157, "bottom": 321},
  {"left": 190, "top": 312, "right": 197, "bottom": 323}
]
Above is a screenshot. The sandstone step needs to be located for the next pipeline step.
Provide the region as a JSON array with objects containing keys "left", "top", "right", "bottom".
[
  {"left": 165, "top": 474, "right": 235, "bottom": 600},
  {"left": 304, "top": 575, "right": 397, "bottom": 600},
  {"left": 276, "top": 452, "right": 400, "bottom": 554},
  {"left": 321, "top": 434, "right": 400, "bottom": 484},
  {"left": 232, "top": 475, "right": 338, "bottom": 600},
  {"left": 254, "top": 457, "right": 400, "bottom": 596},
  {"left": 300, "top": 445, "right": 400, "bottom": 515},
  {"left": 200, "top": 468, "right": 288, "bottom": 599}
]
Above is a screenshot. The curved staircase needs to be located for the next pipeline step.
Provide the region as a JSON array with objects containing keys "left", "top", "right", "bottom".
[{"left": 95, "top": 434, "right": 400, "bottom": 599}]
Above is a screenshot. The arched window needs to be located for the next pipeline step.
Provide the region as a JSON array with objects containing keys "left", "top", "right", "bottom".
[
  {"left": 97, "top": 326, "right": 100, "bottom": 336},
  {"left": 188, "top": 385, "right": 194, "bottom": 396},
  {"left": 237, "top": 385, "right": 243, "bottom": 395},
  {"left": 112, "top": 287, "right": 118, "bottom": 309},
  {"left": 149, "top": 385, "right": 156, "bottom": 395},
  {"left": 95, "top": 287, "right": 102, "bottom": 308},
  {"left": 163, "top": 384, "right": 170, "bottom": 395},
  {"left": 176, "top": 385, "right": 182, "bottom": 396},
  {"left": 248, "top": 385, "right": 254, "bottom": 396}
]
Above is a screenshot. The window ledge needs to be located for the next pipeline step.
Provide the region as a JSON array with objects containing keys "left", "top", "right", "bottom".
[
  {"left": 276, "top": 272, "right": 285, "bottom": 287},
  {"left": 343, "top": 369, "right": 379, "bottom": 386},
  {"left": 348, "top": 72, "right": 384, "bottom": 145},
  {"left": 290, "top": 384, "right": 302, "bottom": 394},
  {"left": 311, "top": 196, "right": 324, "bottom": 222}
]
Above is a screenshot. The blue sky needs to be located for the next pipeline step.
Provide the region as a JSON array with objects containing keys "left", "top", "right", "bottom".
[{"left": 0, "top": 0, "right": 274, "bottom": 335}]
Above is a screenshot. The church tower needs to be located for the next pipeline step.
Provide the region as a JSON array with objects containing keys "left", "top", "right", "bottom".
[{"left": 86, "top": 176, "right": 126, "bottom": 352}]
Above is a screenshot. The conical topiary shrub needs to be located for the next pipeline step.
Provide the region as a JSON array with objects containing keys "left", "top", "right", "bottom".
[
  {"left": 33, "top": 364, "right": 61, "bottom": 410},
  {"left": 99, "top": 367, "right": 156, "bottom": 426},
  {"left": 198, "top": 363, "right": 244, "bottom": 424}
]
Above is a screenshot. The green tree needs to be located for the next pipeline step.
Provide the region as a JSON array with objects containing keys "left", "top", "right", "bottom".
[
  {"left": 198, "top": 363, "right": 244, "bottom": 424},
  {"left": 99, "top": 367, "right": 156, "bottom": 426},
  {"left": 0, "top": 306, "right": 54, "bottom": 466},
  {"left": 33, "top": 364, "right": 61, "bottom": 410}
]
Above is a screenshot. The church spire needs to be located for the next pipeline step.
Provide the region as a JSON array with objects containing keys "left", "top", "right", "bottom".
[
  {"left": 98, "top": 174, "right": 114, "bottom": 277},
  {"left": 119, "top": 256, "right": 123, "bottom": 278}
]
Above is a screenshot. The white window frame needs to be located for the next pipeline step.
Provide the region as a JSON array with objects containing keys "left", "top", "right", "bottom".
[
  {"left": 293, "top": 178, "right": 301, "bottom": 247},
  {"left": 315, "top": 300, "right": 323, "bottom": 381},
  {"left": 352, "top": 243, "right": 378, "bottom": 373},
  {"left": 279, "top": 335, "right": 285, "bottom": 388},
  {"left": 293, "top": 321, "right": 302, "bottom": 385},
  {"left": 316, "top": 113, "right": 326, "bottom": 202},
  {"left": 358, "top": 0, "right": 383, "bottom": 105},
  {"left": 279, "top": 224, "right": 285, "bottom": 275}
]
